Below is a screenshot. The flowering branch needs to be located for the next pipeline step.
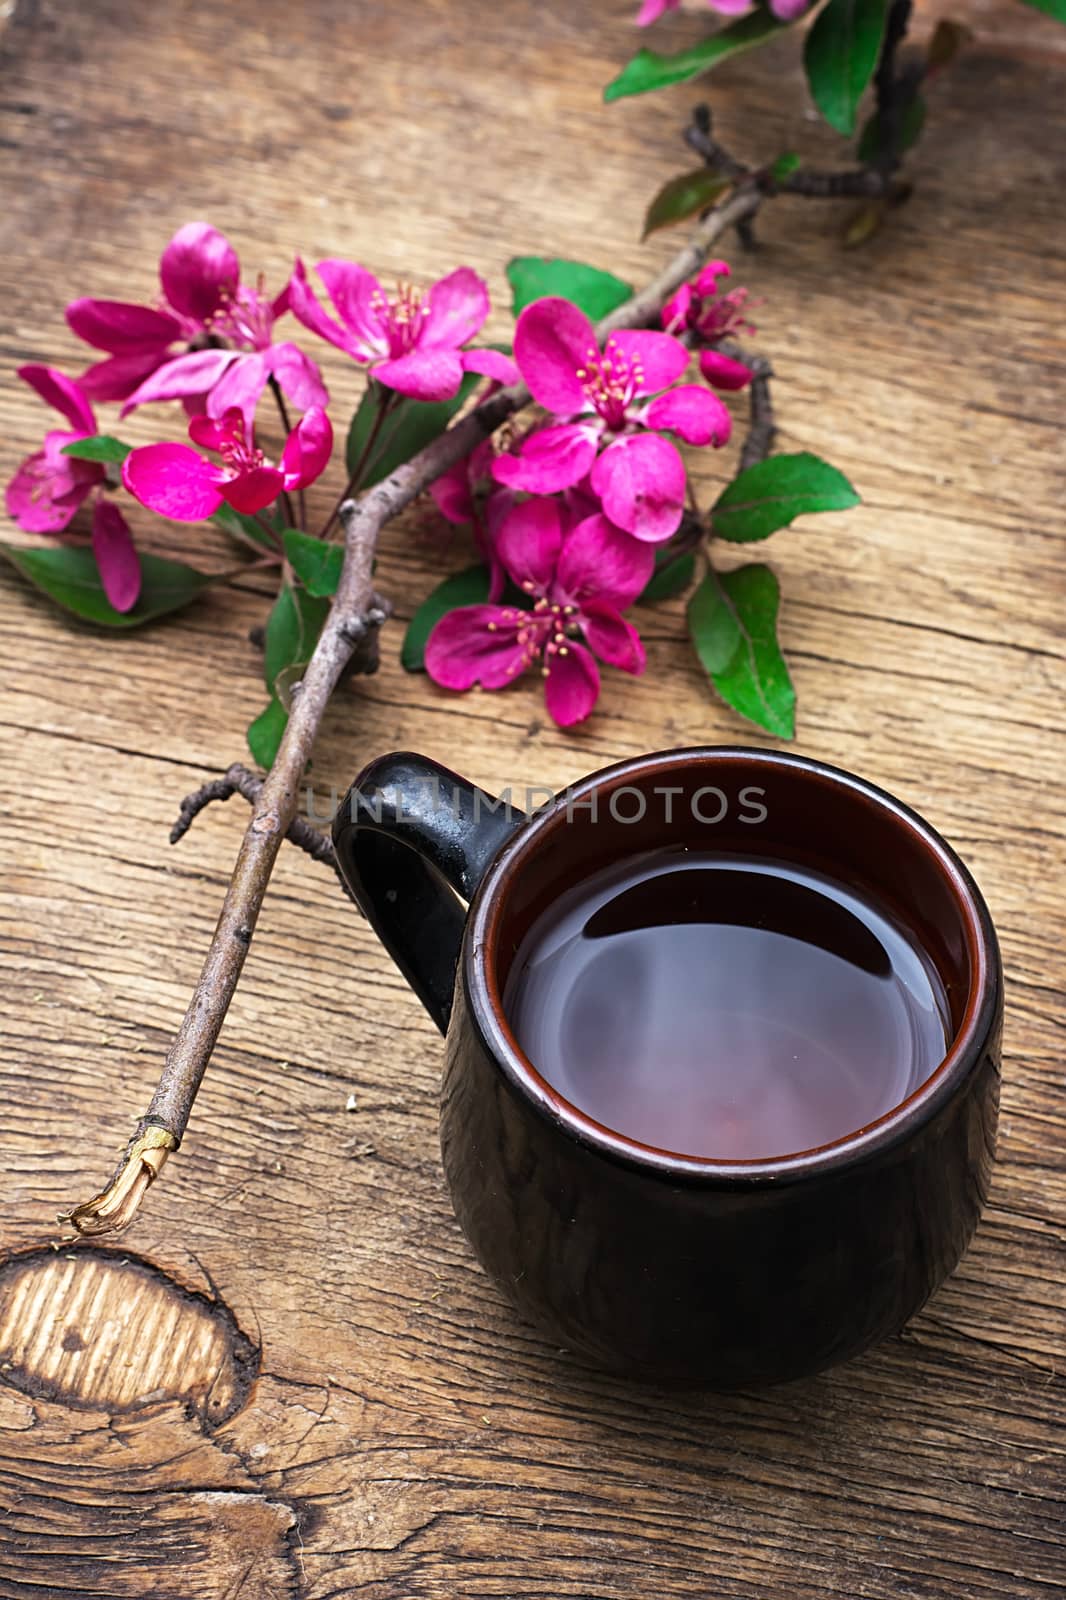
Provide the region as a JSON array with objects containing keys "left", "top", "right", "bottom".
[{"left": 63, "top": 186, "right": 762, "bottom": 1238}]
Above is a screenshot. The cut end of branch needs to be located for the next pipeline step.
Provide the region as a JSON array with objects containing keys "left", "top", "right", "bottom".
[{"left": 61, "top": 1127, "right": 178, "bottom": 1238}]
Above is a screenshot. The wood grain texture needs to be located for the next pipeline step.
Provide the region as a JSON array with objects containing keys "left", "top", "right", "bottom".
[{"left": 0, "top": 0, "right": 1064, "bottom": 1596}]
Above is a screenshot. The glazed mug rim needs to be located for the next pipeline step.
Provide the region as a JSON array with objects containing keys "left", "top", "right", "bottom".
[{"left": 465, "top": 746, "right": 1001, "bottom": 1186}]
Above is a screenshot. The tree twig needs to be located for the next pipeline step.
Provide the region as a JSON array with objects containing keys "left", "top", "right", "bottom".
[
  {"left": 739, "top": 363, "right": 776, "bottom": 473},
  {"left": 684, "top": 104, "right": 746, "bottom": 181},
  {"left": 170, "top": 762, "right": 339, "bottom": 869},
  {"left": 63, "top": 183, "right": 765, "bottom": 1238},
  {"left": 65, "top": 505, "right": 385, "bottom": 1235},
  {"left": 873, "top": 0, "right": 915, "bottom": 175},
  {"left": 683, "top": 102, "right": 892, "bottom": 204},
  {"left": 778, "top": 168, "right": 888, "bottom": 199}
]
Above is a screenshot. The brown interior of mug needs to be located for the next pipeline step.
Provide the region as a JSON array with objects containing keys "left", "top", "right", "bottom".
[{"left": 479, "top": 751, "right": 989, "bottom": 1159}]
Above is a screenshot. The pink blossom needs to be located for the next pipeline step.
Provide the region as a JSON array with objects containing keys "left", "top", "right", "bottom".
[
  {"left": 289, "top": 260, "right": 517, "bottom": 402},
  {"left": 425, "top": 496, "right": 653, "bottom": 727},
  {"left": 429, "top": 439, "right": 513, "bottom": 601},
  {"left": 662, "top": 262, "right": 759, "bottom": 392},
  {"left": 6, "top": 366, "right": 103, "bottom": 534},
  {"left": 68, "top": 223, "right": 327, "bottom": 424},
  {"left": 122, "top": 406, "right": 332, "bottom": 521},
  {"left": 636, "top": 0, "right": 808, "bottom": 21},
  {"left": 492, "top": 297, "right": 730, "bottom": 541},
  {"left": 5, "top": 365, "right": 141, "bottom": 610}
]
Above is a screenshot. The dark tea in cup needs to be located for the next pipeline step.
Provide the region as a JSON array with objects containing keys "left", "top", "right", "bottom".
[{"left": 504, "top": 848, "right": 951, "bottom": 1160}]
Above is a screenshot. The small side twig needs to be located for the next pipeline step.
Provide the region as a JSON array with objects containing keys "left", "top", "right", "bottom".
[
  {"left": 713, "top": 346, "right": 776, "bottom": 472},
  {"left": 684, "top": 104, "right": 746, "bottom": 181},
  {"left": 739, "top": 364, "right": 776, "bottom": 472},
  {"left": 874, "top": 0, "right": 916, "bottom": 175},
  {"left": 778, "top": 168, "right": 888, "bottom": 199},
  {"left": 170, "top": 763, "right": 338, "bottom": 868}
]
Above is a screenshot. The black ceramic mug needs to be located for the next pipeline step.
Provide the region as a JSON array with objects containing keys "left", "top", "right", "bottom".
[{"left": 332, "top": 748, "right": 1002, "bottom": 1387}]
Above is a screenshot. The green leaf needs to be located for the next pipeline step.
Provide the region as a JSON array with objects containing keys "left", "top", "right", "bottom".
[
  {"left": 1018, "top": 0, "right": 1066, "bottom": 19},
  {"left": 803, "top": 0, "right": 888, "bottom": 136},
  {"left": 264, "top": 580, "right": 330, "bottom": 699},
  {"left": 0, "top": 543, "right": 211, "bottom": 628},
  {"left": 505, "top": 257, "right": 633, "bottom": 320},
  {"left": 712, "top": 452, "right": 860, "bottom": 542},
  {"left": 401, "top": 563, "right": 493, "bottom": 672},
  {"left": 688, "top": 564, "right": 795, "bottom": 738},
  {"left": 642, "top": 168, "right": 732, "bottom": 239},
  {"left": 640, "top": 550, "right": 696, "bottom": 603},
  {"left": 59, "top": 434, "right": 132, "bottom": 464},
  {"left": 768, "top": 151, "right": 801, "bottom": 183},
  {"left": 856, "top": 92, "right": 926, "bottom": 163},
  {"left": 247, "top": 697, "right": 288, "bottom": 770},
  {"left": 604, "top": 11, "right": 788, "bottom": 102},
  {"left": 282, "top": 528, "right": 344, "bottom": 598},
  {"left": 212, "top": 502, "right": 276, "bottom": 551},
  {"left": 346, "top": 374, "right": 481, "bottom": 486}
]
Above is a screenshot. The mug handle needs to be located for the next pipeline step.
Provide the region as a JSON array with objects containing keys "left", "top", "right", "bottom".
[{"left": 332, "top": 752, "right": 526, "bottom": 1035}]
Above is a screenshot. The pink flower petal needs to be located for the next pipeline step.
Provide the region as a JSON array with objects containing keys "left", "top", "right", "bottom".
[
  {"left": 92, "top": 498, "right": 141, "bottom": 612},
  {"left": 40, "top": 427, "right": 88, "bottom": 474},
  {"left": 645, "top": 383, "right": 733, "bottom": 444},
  {"left": 606, "top": 330, "right": 690, "bottom": 395},
  {"left": 544, "top": 640, "right": 600, "bottom": 726},
  {"left": 17, "top": 365, "right": 96, "bottom": 435},
  {"left": 420, "top": 267, "right": 490, "bottom": 351},
  {"left": 590, "top": 433, "right": 685, "bottom": 542},
  {"left": 496, "top": 497, "right": 564, "bottom": 593},
  {"left": 66, "top": 298, "right": 182, "bottom": 352},
  {"left": 580, "top": 602, "right": 646, "bottom": 674},
  {"left": 372, "top": 349, "right": 466, "bottom": 402},
  {"left": 661, "top": 283, "right": 693, "bottom": 335},
  {"left": 160, "top": 222, "right": 239, "bottom": 325},
  {"left": 121, "top": 348, "right": 240, "bottom": 416},
  {"left": 636, "top": 0, "right": 680, "bottom": 21},
  {"left": 280, "top": 406, "right": 333, "bottom": 490},
  {"left": 224, "top": 466, "right": 286, "bottom": 515},
  {"left": 187, "top": 414, "right": 233, "bottom": 452},
  {"left": 288, "top": 259, "right": 364, "bottom": 357},
  {"left": 425, "top": 606, "right": 529, "bottom": 691},
  {"left": 5, "top": 449, "right": 94, "bottom": 533},
  {"left": 491, "top": 423, "right": 599, "bottom": 494},
  {"left": 694, "top": 260, "right": 732, "bottom": 297},
  {"left": 556, "top": 513, "right": 655, "bottom": 609},
  {"left": 698, "top": 349, "right": 753, "bottom": 392},
  {"left": 206, "top": 351, "right": 269, "bottom": 423},
  {"left": 315, "top": 259, "right": 386, "bottom": 356},
  {"left": 708, "top": 0, "right": 754, "bottom": 13},
  {"left": 483, "top": 485, "right": 516, "bottom": 601},
  {"left": 78, "top": 349, "right": 172, "bottom": 403},
  {"left": 268, "top": 341, "right": 329, "bottom": 411},
  {"left": 122, "top": 440, "right": 225, "bottom": 522},
  {"left": 769, "top": 0, "right": 810, "bottom": 16},
  {"left": 513, "top": 298, "right": 596, "bottom": 415},
  {"left": 461, "top": 348, "right": 519, "bottom": 386},
  {"left": 430, "top": 460, "right": 475, "bottom": 525}
]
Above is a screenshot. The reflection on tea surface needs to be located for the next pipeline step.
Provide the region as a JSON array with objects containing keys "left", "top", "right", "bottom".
[{"left": 505, "top": 849, "right": 950, "bottom": 1160}]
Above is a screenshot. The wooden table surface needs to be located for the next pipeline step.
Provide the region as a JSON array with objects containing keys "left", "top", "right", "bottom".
[{"left": 0, "top": 1, "right": 1063, "bottom": 1596}]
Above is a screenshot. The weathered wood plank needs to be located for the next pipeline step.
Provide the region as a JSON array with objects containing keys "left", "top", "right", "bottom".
[{"left": 0, "top": 0, "right": 1063, "bottom": 1597}]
